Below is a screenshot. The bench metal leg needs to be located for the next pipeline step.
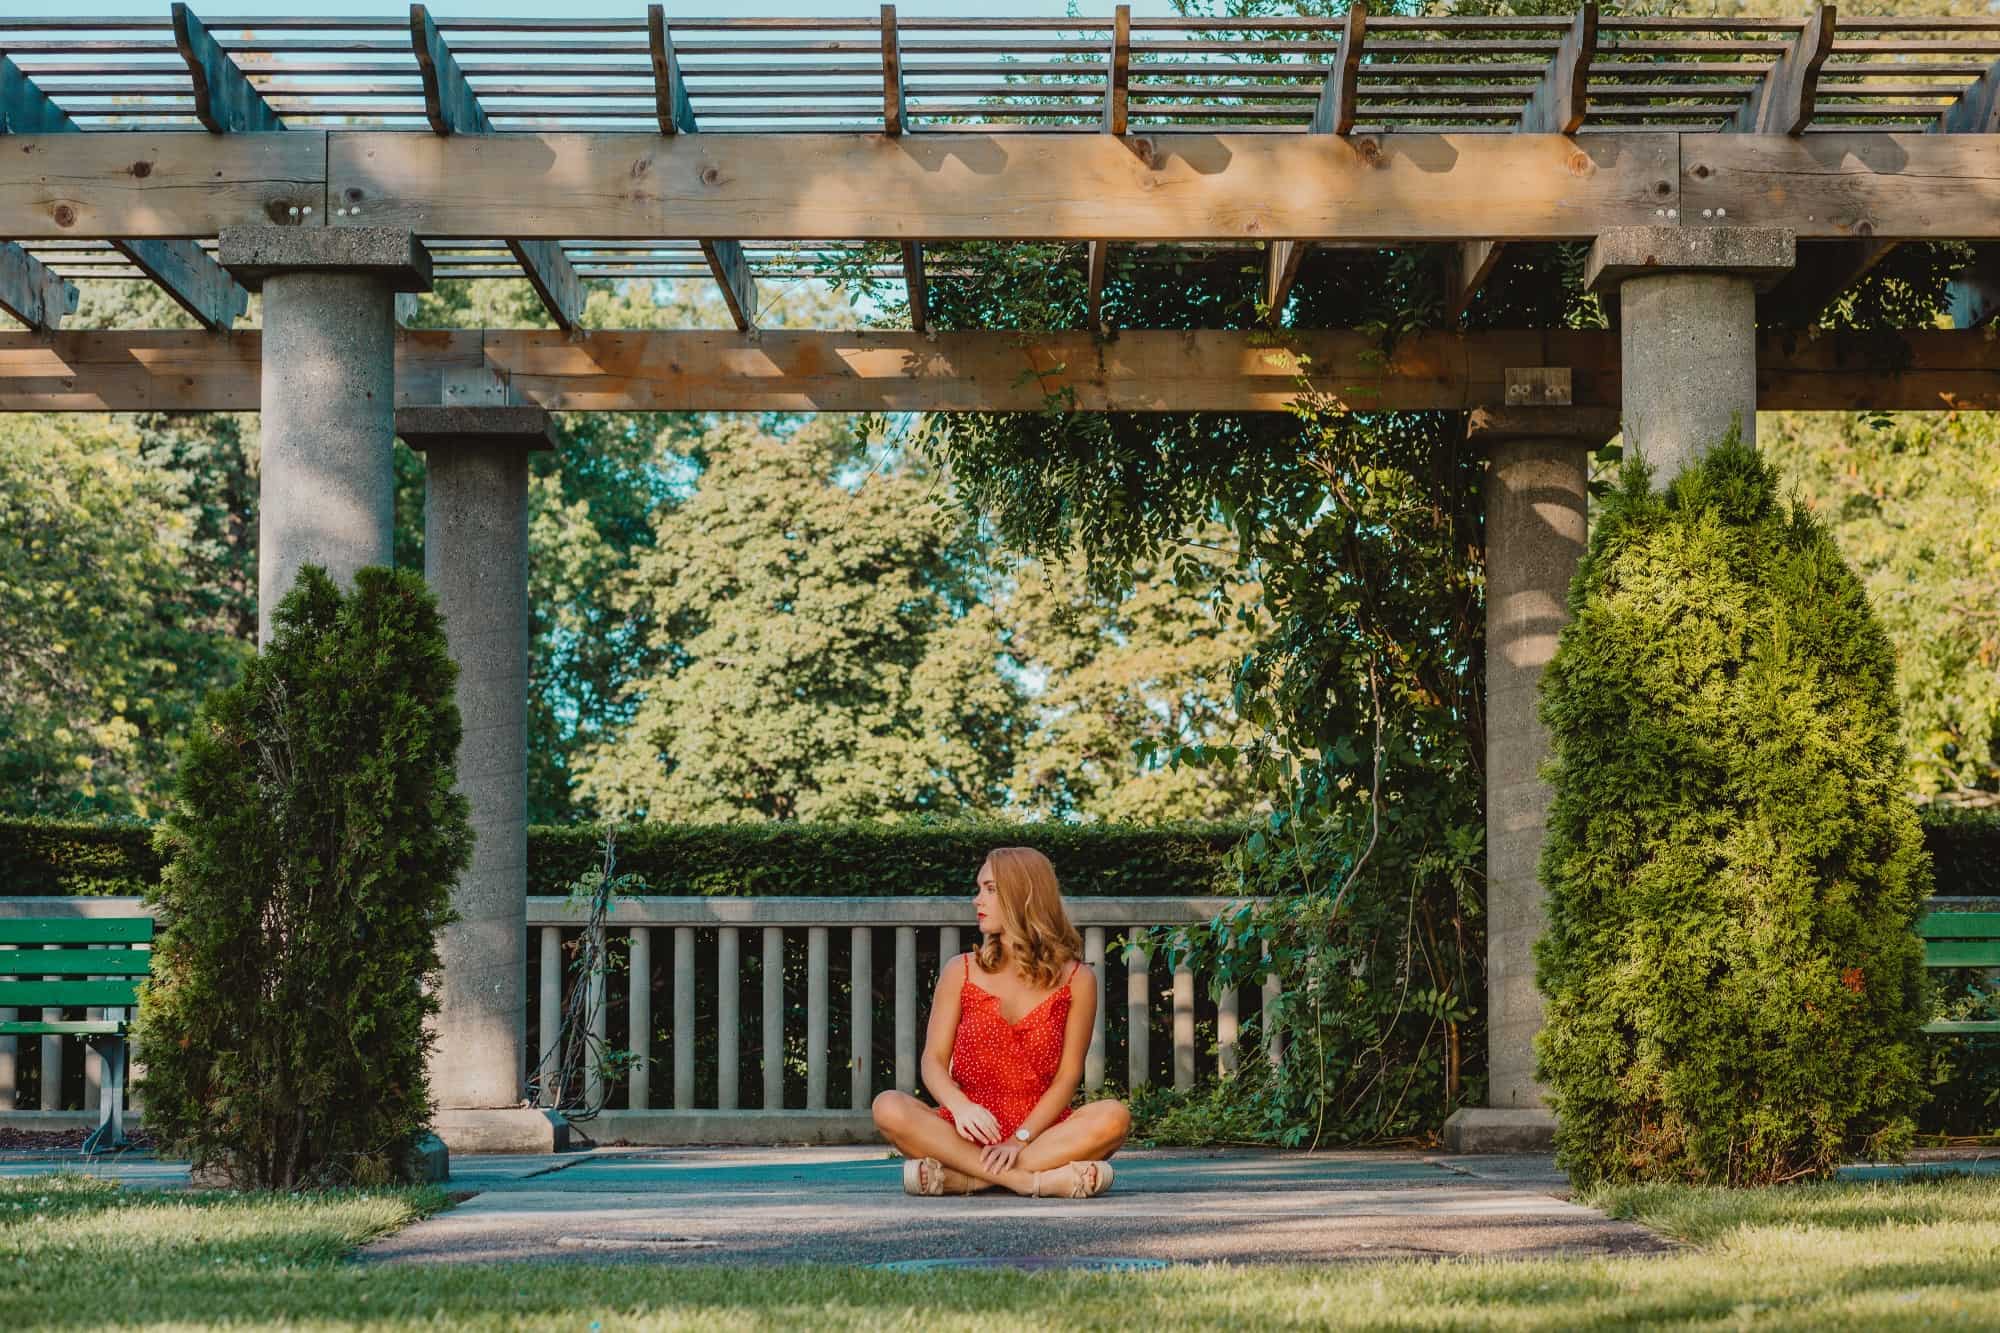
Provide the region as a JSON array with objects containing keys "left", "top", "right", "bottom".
[{"left": 80, "top": 1036, "right": 128, "bottom": 1156}]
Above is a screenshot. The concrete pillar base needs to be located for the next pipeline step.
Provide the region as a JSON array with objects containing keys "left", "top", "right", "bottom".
[
  {"left": 1440, "top": 1107, "right": 1557, "bottom": 1154},
  {"left": 433, "top": 1107, "right": 572, "bottom": 1155}
]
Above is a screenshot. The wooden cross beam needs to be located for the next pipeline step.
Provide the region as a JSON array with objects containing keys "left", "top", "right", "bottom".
[
  {"left": 1730, "top": 4, "right": 1835, "bottom": 135},
  {"left": 410, "top": 4, "right": 585, "bottom": 333},
  {"left": 3, "top": 328, "right": 1992, "bottom": 416},
  {"left": 0, "top": 55, "right": 248, "bottom": 332},
  {"left": 1448, "top": 2, "right": 1596, "bottom": 321},
  {"left": 1085, "top": 5, "right": 1131, "bottom": 334},
  {"left": 1270, "top": 2, "right": 1367, "bottom": 321},
  {"left": 648, "top": 4, "right": 757, "bottom": 332},
  {"left": 881, "top": 5, "right": 925, "bottom": 333},
  {"left": 172, "top": 4, "right": 284, "bottom": 135},
  {"left": 0, "top": 242, "right": 77, "bottom": 332}
]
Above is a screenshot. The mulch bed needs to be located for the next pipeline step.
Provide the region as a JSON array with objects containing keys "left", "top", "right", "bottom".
[{"left": 0, "top": 1125, "right": 155, "bottom": 1153}]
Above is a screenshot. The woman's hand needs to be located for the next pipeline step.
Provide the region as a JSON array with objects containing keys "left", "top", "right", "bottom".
[
  {"left": 980, "top": 1139, "right": 1024, "bottom": 1175},
  {"left": 950, "top": 1099, "right": 1003, "bottom": 1146}
]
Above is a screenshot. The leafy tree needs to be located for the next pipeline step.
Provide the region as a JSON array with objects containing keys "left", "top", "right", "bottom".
[
  {"left": 576, "top": 417, "right": 1024, "bottom": 820},
  {"left": 1535, "top": 442, "right": 1931, "bottom": 1185},
  {"left": 133, "top": 565, "right": 470, "bottom": 1189}
]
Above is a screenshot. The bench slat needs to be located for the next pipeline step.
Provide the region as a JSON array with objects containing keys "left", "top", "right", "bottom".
[
  {"left": 0, "top": 979, "right": 141, "bottom": 1007},
  {"left": 1923, "top": 940, "right": 2000, "bottom": 969},
  {"left": 0, "top": 918, "right": 154, "bottom": 945},
  {"left": 1917, "top": 911, "right": 2000, "bottom": 940},
  {"left": 0, "top": 948, "right": 150, "bottom": 977},
  {"left": 0, "top": 1020, "right": 126, "bottom": 1037}
]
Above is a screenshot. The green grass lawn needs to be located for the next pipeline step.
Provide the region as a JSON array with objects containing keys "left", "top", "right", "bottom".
[{"left": 3, "top": 1168, "right": 1999, "bottom": 1330}]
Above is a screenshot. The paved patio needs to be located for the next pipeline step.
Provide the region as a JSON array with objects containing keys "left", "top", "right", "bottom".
[{"left": 3, "top": 1145, "right": 1674, "bottom": 1266}]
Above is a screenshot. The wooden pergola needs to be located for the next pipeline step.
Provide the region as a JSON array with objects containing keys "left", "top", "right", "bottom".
[{"left": 4, "top": 3, "right": 1996, "bottom": 1156}]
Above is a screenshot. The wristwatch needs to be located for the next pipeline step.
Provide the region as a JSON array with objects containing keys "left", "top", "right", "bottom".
[{"left": 1013, "top": 1126, "right": 1032, "bottom": 1144}]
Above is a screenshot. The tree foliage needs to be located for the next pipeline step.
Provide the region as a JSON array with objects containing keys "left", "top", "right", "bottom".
[
  {"left": 1536, "top": 443, "right": 1931, "bottom": 1185},
  {"left": 133, "top": 565, "right": 470, "bottom": 1189}
]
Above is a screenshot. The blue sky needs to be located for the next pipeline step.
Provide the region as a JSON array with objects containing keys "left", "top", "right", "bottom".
[{"left": 35, "top": 1, "right": 1197, "bottom": 18}]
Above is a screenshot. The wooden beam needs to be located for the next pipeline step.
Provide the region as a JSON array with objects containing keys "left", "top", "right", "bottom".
[
  {"left": 1266, "top": 241, "right": 1307, "bottom": 321},
  {"left": 901, "top": 240, "right": 926, "bottom": 334},
  {"left": 644, "top": 6, "right": 755, "bottom": 331},
  {"left": 409, "top": 3, "right": 584, "bottom": 332},
  {"left": 19, "top": 131, "right": 2000, "bottom": 244},
  {"left": 1086, "top": 241, "right": 1109, "bottom": 333},
  {"left": 1452, "top": 5, "right": 1595, "bottom": 320},
  {"left": 882, "top": 4, "right": 906, "bottom": 137},
  {"left": 1729, "top": 4, "right": 1835, "bottom": 135},
  {"left": 0, "top": 58, "right": 252, "bottom": 331},
  {"left": 5, "top": 328, "right": 1994, "bottom": 416},
  {"left": 172, "top": 3, "right": 284, "bottom": 134},
  {"left": 0, "top": 243, "right": 78, "bottom": 332},
  {"left": 648, "top": 4, "right": 697, "bottom": 135},
  {"left": 1104, "top": 5, "right": 1130, "bottom": 137},
  {"left": 1312, "top": 4, "right": 1366, "bottom": 136},
  {"left": 1939, "top": 57, "right": 2000, "bottom": 136},
  {"left": 1948, "top": 249, "right": 2000, "bottom": 329}
]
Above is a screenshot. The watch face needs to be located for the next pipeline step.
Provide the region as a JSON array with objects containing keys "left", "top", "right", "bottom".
[{"left": 1014, "top": 1128, "right": 1030, "bottom": 1142}]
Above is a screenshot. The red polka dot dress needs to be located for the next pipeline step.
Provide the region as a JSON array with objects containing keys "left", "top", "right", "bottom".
[{"left": 937, "top": 954, "right": 1078, "bottom": 1141}]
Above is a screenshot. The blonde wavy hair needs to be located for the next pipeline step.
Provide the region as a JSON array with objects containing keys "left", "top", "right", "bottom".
[{"left": 976, "top": 847, "right": 1084, "bottom": 990}]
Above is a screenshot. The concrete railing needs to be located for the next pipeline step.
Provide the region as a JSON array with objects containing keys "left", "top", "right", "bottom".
[{"left": 1, "top": 895, "right": 1274, "bottom": 1143}]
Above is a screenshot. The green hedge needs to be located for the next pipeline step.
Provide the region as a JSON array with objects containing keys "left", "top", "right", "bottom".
[
  {"left": 1, "top": 808, "right": 1992, "bottom": 901},
  {"left": 0, "top": 816, "right": 1247, "bottom": 899}
]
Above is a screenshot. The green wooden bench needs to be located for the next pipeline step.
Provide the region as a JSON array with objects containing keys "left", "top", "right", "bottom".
[
  {"left": 0, "top": 916, "right": 154, "bottom": 1154},
  {"left": 1919, "top": 909, "right": 2000, "bottom": 1035}
]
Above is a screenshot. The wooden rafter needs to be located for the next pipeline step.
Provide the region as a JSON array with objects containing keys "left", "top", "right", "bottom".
[
  {"left": 4, "top": 328, "right": 1994, "bottom": 416},
  {"left": 882, "top": 4, "right": 924, "bottom": 331},
  {"left": 410, "top": 4, "right": 584, "bottom": 333},
  {"left": 1730, "top": 4, "right": 1835, "bottom": 135},
  {"left": 646, "top": 3, "right": 757, "bottom": 332},
  {"left": 1086, "top": 6, "right": 1130, "bottom": 334},
  {"left": 0, "top": 242, "right": 77, "bottom": 332},
  {"left": 1451, "top": 3, "right": 1595, "bottom": 320},
  {"left": 1269, "top": 2, "right": 1368, "bottom": 319},
  {"left": 0, "top": 56, "right": 248, "bottom": 331},
  {"left": 172, "top": 3, "right": 283, "bottom": 135}
]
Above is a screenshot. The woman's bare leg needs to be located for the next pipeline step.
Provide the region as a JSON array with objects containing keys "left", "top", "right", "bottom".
[
  {"left": 871, "top": 1091, "right": 1035, "bottom": 1194},
  {"left": 1018, "top": 1100, "right": 1131, "bottom": 1174}
]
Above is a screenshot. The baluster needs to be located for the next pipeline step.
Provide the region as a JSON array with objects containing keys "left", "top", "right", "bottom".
[
  {"left": 1083, "top": 926, "right": 1106, "bottom": 1092},
  {"left": 628, "top": 927, "right": 650, "bottom": 1110},
  {"left": 537, "top": 926, "right": 561, "bottom": 1106},
  {"left": 762, "top": 927, "right": 784, "bottom": 1110},
  {"left": 1218, "top": 978, "right": 1240, "bottom": 1077},
  {"left": 585, "top": 920, "right": 607, "bottom": 1112},
  {"left": 718, "top": 927, "right": 740, "bottom": 1111},
  {"left": 806, "top": 926, "right": 829, "bottom": 1110},
  {"left": 83, "top": 943, "right": 101, "bottom": 1111},
  {"left": 850, "top": 926, "right": 872, "bottom": 1109},
  {"left": 126, "top": 935, "right": 145, "bottom": 1117},
  {"left": 674, "top": 926, "right": 695, "bottom": 1111},
  {"left": 1262, "top": 938, "right": 1284, "bottom": 1068},
  {"left": 42, "top": 943, "right": 61, "bottom": 1112},
  {"left": 1126, "top": 936, "right": 1150, "bottom": 1089},
  {"left": 894, "top": 926, "right": 916, "bottom": 1094},
  {"left": 938, "top": 926, "right": 960, "bottom": 974},
  {"left": 0, "top": 943, "right": 15, "bottom": 1111},
  {"left": 1173, "top": 934, "right": 1195, "bottom": 1091}
]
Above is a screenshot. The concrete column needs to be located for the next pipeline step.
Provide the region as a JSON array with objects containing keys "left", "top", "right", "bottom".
[
  {"left": 1442, "top": 406, "right": 1610, "bottom": 1155},
  {"left": 217, "top": 228, "right": 432, "bottom": 644},
  {"left": 397, "top": 404, "right": 567, "bottom": 1155},
  {"left": 1584, "top": 226, "right": 1795, "bottom": 485}
]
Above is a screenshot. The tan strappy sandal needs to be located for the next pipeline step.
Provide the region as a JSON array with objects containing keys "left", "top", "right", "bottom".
[
  {"left": 902, "top": 1156, "right": 946, "bottom": 1196},
  {"left": 1029, "top": 1160, "right": 1115, "bottom": 1198}
]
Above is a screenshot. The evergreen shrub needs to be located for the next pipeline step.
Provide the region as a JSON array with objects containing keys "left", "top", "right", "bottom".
[
  {"left": 1535, "top": 441, "right": 1933, "bottom": 1186},
  {"left": 132, "top": 566, "right": 471, "bottom": 1190}
]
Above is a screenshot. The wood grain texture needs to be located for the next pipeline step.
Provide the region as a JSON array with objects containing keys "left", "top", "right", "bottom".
[
  {"left": 172, "top": 3, "right": 286, "bottom": 134},
  {"left": 881, "top": 4, "right": 905, "bottom": 137},
  {"left": 1679, "top": 134, "right": 2000, "bottom": 241},
  {"left": 1728, "top": 4, "right": 1835, "bottom": 135},
  {"left": 1939, "top": 58, "right": 2000, "bottom": 136},
  {"left": 703, "top": 240, "right": 757, "bottom": 331},
  {"left": 0, "top": 132, "right": 324, "bottom": 238},
  {"left": 1104, "top": 5, "right": 1130, "bottom": 137},
  {"left": 0, "top": 241, "right": 78, "bottom": 332},
  {"left": 1311, "top": 3, "right": 1366, "bottom": 137},
  {"left": 648, "top": 5, "right": 697, "bottom": 136},
  {"left": 1520, "top": 2, "right": 1596, "bottom": 136},
  {"left": 900, "top": 239, "right": 925, "bottom": 332},
  {"left": 6, "top": 327, "right": 1993, "bottom": 415},
  {"left": 325, "top": 131, "right": 1680, "bottom": 242},
  {"left": 1267, "top": 240, "right": 1306, "bottom": 321}
]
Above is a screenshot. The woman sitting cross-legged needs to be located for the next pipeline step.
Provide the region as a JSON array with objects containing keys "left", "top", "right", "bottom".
[{"left": 872, "top": 846, "right": 1130, "bottom": 1198}]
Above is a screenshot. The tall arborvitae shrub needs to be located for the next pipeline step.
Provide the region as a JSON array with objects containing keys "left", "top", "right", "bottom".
[
  {"left": 1534, "top": 440, "right": 1932, "bottom": 1186},
  {"left": 134, "top": 565, "right": 470, "bottom": 1189}
]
